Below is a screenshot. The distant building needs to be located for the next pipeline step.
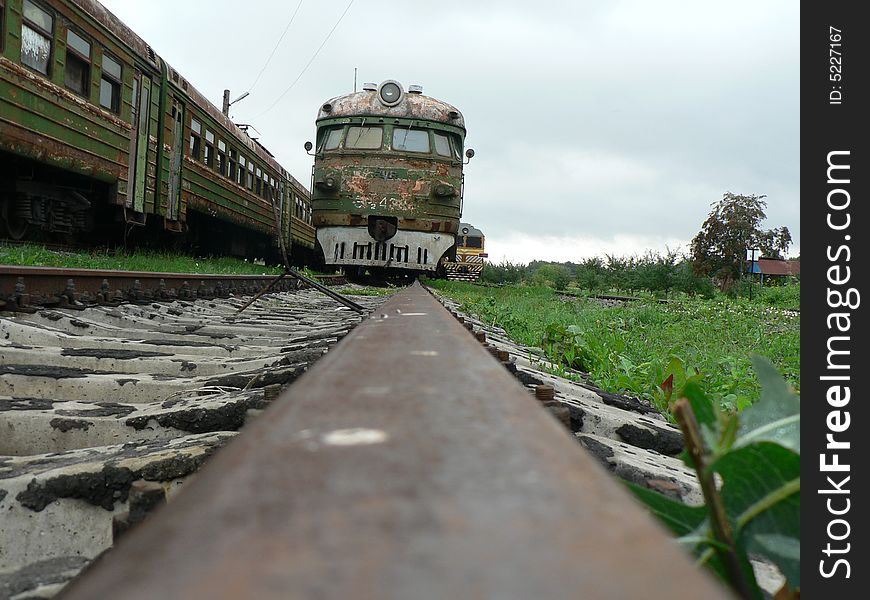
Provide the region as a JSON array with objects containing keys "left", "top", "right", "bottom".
[{"left": 746, "top": 258, "right": 800, "bottom": 283}]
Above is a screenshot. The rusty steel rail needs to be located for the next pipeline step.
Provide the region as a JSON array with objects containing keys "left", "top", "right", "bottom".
[
  {"left": 0, "top": 265, "right": 347, "bottom": 310},
  {"left": 61, "top": 282, "right": 728, "bottom": 599}
]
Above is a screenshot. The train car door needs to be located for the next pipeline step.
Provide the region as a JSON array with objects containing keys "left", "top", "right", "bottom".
[
  {"left": 167, "top": 97, "right": 184, "bottom": 221},
  {"left": 127, "top": 71, "right": 152, "bottom": 217}
]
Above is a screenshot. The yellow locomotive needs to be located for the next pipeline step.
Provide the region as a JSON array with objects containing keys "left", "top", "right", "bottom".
[{"left": 444, "top": 223, "right": 486, "bottom": 281}]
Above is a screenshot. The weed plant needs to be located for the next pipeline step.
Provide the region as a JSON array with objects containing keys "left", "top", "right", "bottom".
[
  {"left": 0, "top": 243, "right": 283, "bottom": 276},
  {"left": 430, "top": 280, "right": 799, "bottom": 413}
]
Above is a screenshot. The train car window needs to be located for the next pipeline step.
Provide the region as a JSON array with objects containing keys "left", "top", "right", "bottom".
[
  {"left": 189, "top": 118, "right": 202, "bottom": 160},
  {"left": 454, "top": 235, "right": 464, "bottom": 247},
  {"left": 21, "top": 0, "right": 53, "bottom": 75},
  {"left": 99, "top": 54, "right": 122, "bottom": 112},
  {"left": 228, "top": 149, "right": 238, "bottom": 181},
  {"left": 392, "top": 128, "right": 430, "bottom": 153},
  {"left": 345, "top": 126, "right": 382, "bottom": 149},
  {"left": 216, "top": 139, "right": 226, "bottom": 175},
  {"left": 247, "top": 162, "right": 254, "bottom": 191},
  {"left": 255, "top": 167, "right": 262, "bottom": 196},
  {"left": 323, "top": 127, "right": 343, "bottom": 151},
  {"left": 433, "top": 132, "right": 451, "bottom": 157},
  {"left": 238, "top": 155, "right": 246, "bottom": 186},
  {"left": 64, "top": 30, "right": 91, "bottom": 97},
  {"left": 204, "top": 130, "right": 214, "bottom": 167},
  {"left": 466, "top": 237, "right": 483, "bottom": 249}
]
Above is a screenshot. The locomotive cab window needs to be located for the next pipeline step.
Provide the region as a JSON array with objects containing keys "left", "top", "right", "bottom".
[
  {"left": 392, "top": 128, "right": 430, "bottom": 153},
  {"left": 466, "top": 236, "right": 483, "bottom": 249},
  {"left": 345, "top": 126, "right": 382, "bottom": 149},
  {"left": 100, "top": 54, "right": 122, "bottom": 113},
  {"left": 321, "top": 127, "right": 343, "bottom": 151},
  {"left": 64, "top": 29, "right": 91, "bottom": 97},
  {"left": 190, "top": 118, "right": 202, "bottom": 160},
  {"left": 451, "top": 135, "right": 463, "bottom": 160},
  {"left": 21, "top": 0, "right": 53, "bottom": 76},
  {"left": 433, "top": 132, "right": 451, "bottom": 157}
]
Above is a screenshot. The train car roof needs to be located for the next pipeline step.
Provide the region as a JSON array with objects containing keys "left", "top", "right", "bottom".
[
  {"left": 459, "top": 223, "right": 484, "bottom": 237},
  {"left": 71, "top": 0, "right": 307, "bottom": 193},
  {"left": 317, "top": 83, "right": 465, "bottom": 131}
]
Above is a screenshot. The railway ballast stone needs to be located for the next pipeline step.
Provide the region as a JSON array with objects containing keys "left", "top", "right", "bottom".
[
  {"left": 0, "top": 286, "right": 388, "bottom": 596},
  {"left": 0, "top": 432, "right": 235, "bottom": 574}
]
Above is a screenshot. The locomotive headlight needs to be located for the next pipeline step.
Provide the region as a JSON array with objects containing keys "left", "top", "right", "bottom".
[
  {"left": 315, "top": 175, "right": 339, "bottom": 192},
  {"left": 378, "top": 81, "right": 403, "bottom": 106},
  {"left": 434, "top": 183, "right": 455, "bottom": 197}
]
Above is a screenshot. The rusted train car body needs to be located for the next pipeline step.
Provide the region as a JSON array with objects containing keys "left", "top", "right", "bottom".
[
  {"left": 310, "top": 81, "right": 468, "bottom": 273},
  {"left": 0, "top": 0, "right": 314, "bottom": 259}
]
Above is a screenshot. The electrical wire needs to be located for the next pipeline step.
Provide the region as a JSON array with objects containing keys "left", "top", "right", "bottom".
[
  {"left": 249, "top": 0, "right": 357, "bottom": 120},
  {"left": 246, "top": 0, "right": 305, "bottom": 94}
]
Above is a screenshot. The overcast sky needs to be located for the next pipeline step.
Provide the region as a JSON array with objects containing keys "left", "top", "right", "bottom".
[{"left": 99, "top": 0, "right": 799, "bottom": 264}]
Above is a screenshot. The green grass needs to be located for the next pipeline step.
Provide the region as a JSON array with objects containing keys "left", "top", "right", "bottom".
[
  {"left": 0, "top": 243, "right": 283, "bottom": 276},
  {"left": 429, "top": 280, "right": 800, "bottom": 413},
  {"left": 337, "top": 287, "right": 395, "bottom": 296}
]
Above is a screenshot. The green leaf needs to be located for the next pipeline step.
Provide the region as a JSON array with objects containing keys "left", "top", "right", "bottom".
[
  {"left": 735, "top": 355, "right": 800, "bottom": 453},
  {"left": 682, "top": 380, "right": 717, "bottom": 431},
  {"left": 710, "top": 442, "right": 800, "bottom": 587},
  {"left": 625, "top": 482, "right": 708, "bottom": 537}
]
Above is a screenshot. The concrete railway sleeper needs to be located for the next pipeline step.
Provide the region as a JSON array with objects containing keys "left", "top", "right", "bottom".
[{"left": 27, "top": 281, "right": 731, "bottom": 600}]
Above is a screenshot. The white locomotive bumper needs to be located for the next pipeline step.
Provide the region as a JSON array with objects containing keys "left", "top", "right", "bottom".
[{"left": 317, "top": 227, "right": 455, "bottom": 271}]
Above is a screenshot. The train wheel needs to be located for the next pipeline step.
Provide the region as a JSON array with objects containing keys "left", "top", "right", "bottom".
[{"left": 0, "top": 200, "right": 28, "bottom": 240}]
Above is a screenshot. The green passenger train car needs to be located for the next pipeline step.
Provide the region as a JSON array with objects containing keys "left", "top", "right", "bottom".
[
  {"left": 0, "top": 0, "right": 314, "bottom": 260},
  {"left": 309, "top": 80, "right": 472, "bottom": 274}
]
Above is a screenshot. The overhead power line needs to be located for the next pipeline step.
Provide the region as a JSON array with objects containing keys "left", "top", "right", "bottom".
[
  {"left": 250, "top": 0, "right": 357, "bottom": 120},
  {"left": 247, "top": 0, "right": 305, "bottom": 94}
]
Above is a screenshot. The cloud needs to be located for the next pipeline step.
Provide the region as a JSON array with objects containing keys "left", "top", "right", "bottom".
[
  {"left": 485, "top": 232, "right": 690, "bottom": 265},
  {"left": 99, "top": 0, "right": 799, "bottom": 257}
]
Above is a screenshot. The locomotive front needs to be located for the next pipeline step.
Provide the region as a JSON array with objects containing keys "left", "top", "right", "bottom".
[{"left": 308, "top": 81, "right": 470, "bottom": 273}]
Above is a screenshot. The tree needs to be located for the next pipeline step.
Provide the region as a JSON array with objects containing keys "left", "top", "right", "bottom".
[{"left": 690, "top": 192, "right": 791, "bottom": 288}]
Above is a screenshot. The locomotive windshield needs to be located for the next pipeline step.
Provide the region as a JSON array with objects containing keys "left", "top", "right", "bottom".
[
  {"left": 466, "top": 236, "right": 483, "bottom": 248},
  {"left": 392, "top": 128, "right": 430, "bottom": 153},
  {"left": 322, "top": 127, "right": 342, "bottom": 151},
  {"left": 433, "top": 133, "right": 451, "bottom": 157},
  {"left": 345, "top": 126, "right": 383, "bottom": 149},
  {"left": 317, "top": 123, "right": 464, "bottom": 159}
]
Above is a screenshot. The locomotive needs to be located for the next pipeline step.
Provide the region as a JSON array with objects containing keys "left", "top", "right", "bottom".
[
  {"left": 0, "top": 0, "right": 314, "bottom": 262},
  {"left": 306, "top": 80, "right": 472, "bottom": 275},
  {"left": 444, "top": 222, "right": 486, "bottom": 282}
]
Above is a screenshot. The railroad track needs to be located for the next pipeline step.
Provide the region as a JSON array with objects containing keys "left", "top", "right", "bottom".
[
  {"left": 0, "top": 265, "right": 347, "bottom": 311},
  {"left": 1, "top": 278, "right": 777, "bottom": 597}
]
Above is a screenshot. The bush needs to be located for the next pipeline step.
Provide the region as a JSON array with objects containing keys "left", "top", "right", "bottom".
[
  {"left": 529, "top": 264, "right": 571, "bottom": 290},
  {"left": 480, "top": 261, "right": 527, "bottom": 284}
]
